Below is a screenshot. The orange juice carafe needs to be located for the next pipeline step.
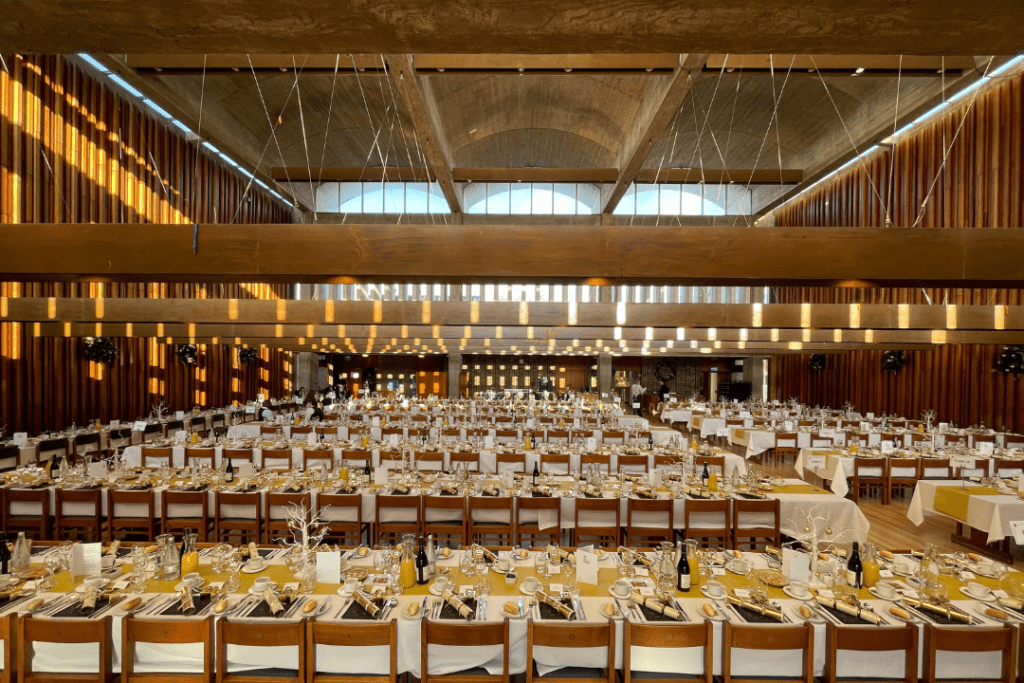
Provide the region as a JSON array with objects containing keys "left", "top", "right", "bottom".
[
  {"left": 399, "top": 534, "right": 417, "bottom": 589},
  {"left": 340, "top": 461, "right": 350, "bottom": 482},
  {"left": 362, "top": 434, "right": 370, "bottom": 448},
  {"left": 685, "top": 539, "right": 700, "bottom": 588},
  {"left": 179, "top": 529, "right": 199, "bottom": 575},
  {"left": 708, "top": 471, "right": 718, "bottom": 492},
  {"left": 861, "top": 542, "right": 881, "bottom": 588}
]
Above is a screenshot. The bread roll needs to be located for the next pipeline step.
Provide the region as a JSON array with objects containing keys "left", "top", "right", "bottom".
[
  {"left": 603, "top": 603, "right": 616, "bottom": 617},
  {"left": 879, "top": 549, "right": 895, "bottom": 560},
  {"left": 303, "top": 600, "right": 319, "bottom": 614},
  {"left": 213, "top": 598, "right": 229, "bottom": 614},
  {"left": 702, "top": 603, "right": 717, "bottom": 617},
  {"left": 26, "top": 597, "right": 43, "bottom": 611},
  {"left": 798, "top": 605, "right": 813, "bottom": 619},
  {"left": 889, "top": 606, "right": 912, "bottom": 620},
  {"left": 439, "top": 547, "right": 451, "bottom": 558},
  {"left": 985, "top": 607, "right": 1009, "bottom": 620},
  {"left": 122, "top": 597, "right": 142, "bottom": 612},
  {"left": 357, "top": 546, "right": 370, "bottom": 557},
  {"left": 732, "top": 550, "right": 743, "bottom": 558},
  {"left": 967, "top": 552, "right": 984, "bottom": 563},
  {"left": 504, "top": 601, "right": 520, "bottom": 616}
]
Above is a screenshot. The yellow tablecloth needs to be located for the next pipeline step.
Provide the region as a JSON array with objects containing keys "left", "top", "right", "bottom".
[
  {"left": 932, "top": 486, "right": 1002, "bottom": 522},
  {"left": 734, "top": 429, "right": 746, "bottom": 440},
  {"left": 773, "top": 484, "right": 831, "bottom": 495}
]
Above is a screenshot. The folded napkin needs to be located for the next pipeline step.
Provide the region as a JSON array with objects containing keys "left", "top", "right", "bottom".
[
  {"left": 441, "top": 588, "right": 474, "bottom": 620},
  {"left": 535, "top": 589, "right": 576, "bottom": 620}
]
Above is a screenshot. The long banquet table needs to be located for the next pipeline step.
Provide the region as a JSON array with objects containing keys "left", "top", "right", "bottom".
[
  {"left": 11, "top": 544, "right": 1018, "bottom": 679},
  {"left": 908, "top": 479, "right": 1024, "bottom": 544}
]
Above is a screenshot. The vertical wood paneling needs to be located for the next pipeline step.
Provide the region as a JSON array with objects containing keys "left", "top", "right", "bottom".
[
  {"left": 0, "top": 54, "right": 295, "bottom": 433},
  {"left": 773, "top": 70, "right": 1024, "bottom": 432}
]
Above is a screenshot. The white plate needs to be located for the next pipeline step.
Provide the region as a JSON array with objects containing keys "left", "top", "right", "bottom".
[
  {"left": 699, "top": 585, "right": 727, "bottom": 601},
  {"left": 782, "top": 586, "right": 813, "bottom": 601},
  {"left": 521, "top": 585, "right": 541, "bottom": 596},
  {"left": 429, "top": 583, "right": 449, "bottom": 596},
  {"left": 502, "top": 607, "right": 526, "bottom": 619},
  {"left": 336, "top": 586, "right": 357, "bottom": 597},
  {"left": 974, "top": 603, "right": 1015, "bottom": 622},
  {"left": 794, "top": 605, "right": 824, "bottom": 623},
  {"left": 248, "top": 582, "right": 278, "bottom": 595},
  {"left": 970, "top": 563, "right": 997, "bottom": 579},
  {"left": 960, "top": 587, "right": 995, "bottom": 602},
  {"left": 174, "top": 581, "right": 203, "bottom": 592},
  {"left": 607, "top": 586, "right": 631, "bottom": 599},
  {"left": 74, "top": 579, "right": 109, "bottom": 593},
  {"left": 400, "top": 605, "right": 425, "bottom": 620},
  {"left": 701, "top": 603, "right": 728, "bottom": 621},
  {"left": 491, "top": 565, "right": 514, "bottom": 575},
  {"left": 867, "top": 587, "right": 899, "bottom": 602},
  {"left": 241, "top": 562, "right": 267, "bottom": 574}
]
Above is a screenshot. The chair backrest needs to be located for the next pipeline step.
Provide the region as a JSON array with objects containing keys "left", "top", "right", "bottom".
[
  {"left": 888, "top": 458, "right": 920, "bottom": 481},
  {"left": 853, "top": 457, "right": 888, "bottom": 479},
  {"left": 0, "top": 613, "right": 11, "bottom": 683},
  {"left": 19, "top": 615, "right": 113, "bottom": 682},
  {"left": 624, "top": 620, "right": 712, "bottom": 683},
  {"left": 496, "top": 452, "right": 527, "bottom": 473},
  {"left": 694, "top": 455, "right": 725, "bottom": 476},
  {"left": 265, "top": 491, "right": 312, "bottom": 523},
  {"left": 108, "top": 488, "right": 155, "bottom": 517},
  {"left": 527, "top": 621, "right": 614, "bottom": 683},
  {"left": 581, "top": 454, "right": 610, "bottom": 474},
  {"left": 342, "top": 450, "right": 373, "bottom": 468},
  {"left": 142, "top": 446, "right": 173, "bottom": 467},
  {"left": 261, "top": 448, "right": 293, "bottom": 469},
  {"left": 546, "top": 430, "right": 570, "bottom": 443},
  {"left": 685, "top": 498, "right": 731, "bottom": 543},
  {"left": 469, "top": 495, "right": 513, "bottom": 524},
  {"left": 602, "top": 430, "right": 626, "bottom": 444},
  {"left": 774, "top": 433, "right": 799, "bottom": 449},
  {"left": 925, "top": 624, "right": 1015, "bottom": 683},
  {"left": 732, "top": 498, "right": 780, "bottom": 549},
  {"left": 618, "top": 455, "right": 649, "bottom": 474},
  {"left": 421, "top": 619, "right": 508, "bottom": 682},
  {"left": 540, "top": 453, "right": 570, "bottom": 474},
  {"left": 216, "top": 491, "right": 261, "bottom": 517},
  {"left": 216, "top": 618, "right": 306, "bottom": 681},
  {"left": 919, "top": 457, "right": 953, "bottom": 479},
  {"left": 824, "top": 621, "right": 916, "bottom": 683},
  {"left": 222, "top": 448, "right": 255, "bottom": 463},
  {"left": 185, "top": 447, "right": 215, "bottom": 466},
  {"left": 723, "top": 621, "right": 813, "bottom": 683},
  {"left": 626, "top": 498, "right": 673, "bottom": 546},
  {"left": 307, "top": 619, "right": 396, "bottom": 682},
  {"left": 415, "top": 451, "right": 445, "bottom": 471},
  {"left": 165, "top": 420, "right": 185, "bottom": 434},
  {"left": 450, "top": 451, "right": 480, "bottom": 471},
  {"left": 122, "top": 615, "right": 214, "bottom": 683}
]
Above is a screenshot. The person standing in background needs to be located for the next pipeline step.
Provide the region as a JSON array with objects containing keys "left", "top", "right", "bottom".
[{"left": 630, "top": 379, "right": 646, "bottom": 416}]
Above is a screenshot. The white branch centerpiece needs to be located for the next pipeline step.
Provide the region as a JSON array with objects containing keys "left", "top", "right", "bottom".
[
  {"left": 921, "top": 409, "right": 936, "bottom": 431},
  {"left": 787, "top": 503, "right": 852, "bottom": 577},
  {"left": 282, "top": 503, "right": 332, "bottom": 586}
]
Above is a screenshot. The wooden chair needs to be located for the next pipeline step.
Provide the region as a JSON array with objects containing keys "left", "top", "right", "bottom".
[
  {"left": 315, "top": 426, "right": 339, "bottom": 441},
  {"left": 526, "top": 621, "right": 614, "bottom": 683},
  {"left": 574, "top": 497, "right": 620, "bottom": 547},
  {"left": 122, "top": 615, "right": 214, "bottom": 683},
  {"left": 422, "top": 495, "right": 467, "bottom": 548},
  {"left": 684, "top": 498, "right": 731, "bottom": 548},
  {"left": 107, "top": 488, "right": 158, "bottom": 542},
  {"left": 823, "top": 622, "right": 916, "bottom": 683},
  {"left": 216, "top": 618, "right": 306, "bottom": 682},
  {"left": 0, "top": 614, "right": 11, "bottom": 683},
  {"left": 291, "top": 426, "right": 314, "bottom": 437},
  {"left": 264, "top": 491, "right": 312, "bottom": 543},
  {"left": 722, "top": 622, "right": 813, "bottom": 683},
  {"left": 540, "top": 453, "right": 570, "bottom": 475},
  {"left": 625, "top": 498, "right": 674, "bottom": 547},
  {"left": 851, "top": 457, "right": 889, "bottom": 505},
  {"left": 468, "top": 495, "right": 514, "bottom": 547},
  {"left": 496, "top": 452, "right": 526, "bottom": 473},
  {"left": 260, "top": 425, "right": 284, "bottom": 437},
  {"left": 546, "top": 430, "right": 571, "bottom": 444},
  {"left": 307, "top": 620, "right": 397, "bottom": 682},
  {"left": 165, "top": 420, "right": 186, "bottom": 438},
  {"left": 623, "top": 620, "right": 712, "bottom": 683},
  {"left": 415, "top": 452, "right": 445, "bottom": 472},
  {"left": 190, "top": 417, "right": 209, "bottom": 437},
  {"left": 214, "top": 491, "right": 263, "bottom": 545},
  {"left": 923, "top": 624, "right": 1015, "bottom": 683},
  {"left": 919, "top": 457, "right": 954, "bottom": 480},
  {"left": 74, "top": 431, "right": 103, "bottom": 460},
  {"left": 495, "top": 429, "right": 519, "bottom": 443},
  {"left": 260, "top": 448, "right": 293, "bottom": 470},
  {"left": 55, "top": 487, "right": 105, "bottom": 541},
  {"left": 163, "top": 489, "right": 213, "bottom": 542},
  {"left": 992, "top": 458, "right": 1024, "bottom": 479},
  {"left": 302, "top": 450, "right": 334, "bottom": 472},
  {"left": 374, "top": 495, "right": 422, "bottom": 545},
  {"left": 602, "top": 431, "right": 626, "bottom": 444},
  {"left": 618, "top": 455, "right": 649, "bottom": 475},
  {"left": 810, "top": 434, "right": 835, "bottom": 448},
  {"left": 221, "top": 448, "right": 255, "bottom": 466},
  {"left": 183, "top": 447, "right": 215, "bottom": 468},
  {"left": 772, "top": 433, "right": 799, "bottom": 466},
  {"left": 18, "top": 615, "right": 113, "bottom": 683},
  {"left": 36, "top": 437, "right": 70, "bottom": 464},
  {"left": 6, "top": 488, "right": 51, "bottom": 540},
  {"left": 694, "top": 455, "right": 726, "bottom": 477},
  {"left": 141, "top": 447, "right": 173, "bottom": 468},
  {"left": 420, "top": 619, "right": 508, "bottom": 682},
  {"left": 142, "top": 423, "right": 164, "bottom": 443},
  {"left": 451, "top": 452, "right": 481, "bottom": 472},
  {"left": 887, "top": 457, "right": 921, "bottom": 500},
  {"left": 653, "top": 454, "right": 683, "bottom": 473},
  {"left": 732, "top": 498, "right": 781, "bottom": 550},
  {"left": 317, "top": 493, "right": 366, "bottom": 546},
  {"left": 516, "top": 496, "right": 561, "bottom": 547},
  {"left": 342, "top": 450, "right": 373, "bottom": 471},
  {"left": 581, "top": 454, "right": 611, "bottom": 474}
]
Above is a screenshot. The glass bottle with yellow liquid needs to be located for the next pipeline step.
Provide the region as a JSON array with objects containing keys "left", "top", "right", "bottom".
[
  {"left": 708, "top": 470, "right": 718, "bottom": 492},
  {"left": 399, "top": 534, "right": 417, "bottom": 589},
  {"left": 179, "top": 529, "right": 199, "bottom": 576},
  {"left": 860, "top": 541, "right": 881, "bottom": 588},
  {"left": 685, "top": 539, "right": 700, "bottom": 589}
]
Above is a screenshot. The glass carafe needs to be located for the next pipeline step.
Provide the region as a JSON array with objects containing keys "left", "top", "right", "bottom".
[
  {"left": 685, "top": 539, "right": 700, "bottom": 589},
  {"left": 399, "top": 533, "right": 417, "bottom": 589},
  {"left": 157, "top": 533, "right": 179, "bottom": 580},
  {"left": 179, "top": 529, "right": 199, "bottom": 575},
  {"left": 657, "top": 541, "right": 677, "bottom": 594},
  {"left": 861, "top": 542, "right": 881, "bottom": 588}
]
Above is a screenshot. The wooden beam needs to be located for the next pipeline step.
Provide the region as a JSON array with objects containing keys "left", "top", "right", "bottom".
[
  {"left": 3, "top": 2, "right": 1022, "bottom": 55},
  {"left": 271, "top": 167, "right": 799, "bottom": 184},
  {"left": 4, "top": 223, "right": 1024, "bottom": 287},
  {"left": 384, "top": 54, "right": 462, "bottom": 214},
  {"left": 704, "top": 54, "right": 975, "bottom": 74},
  {"left": 601, "top": 55, "right": 707, "bottom": 214},
  {"left": 7, "top": 299, "right": 1024, "bottom": 332},
  {"left": 635, "top": 169, "right": 802, "bottom": 184}
]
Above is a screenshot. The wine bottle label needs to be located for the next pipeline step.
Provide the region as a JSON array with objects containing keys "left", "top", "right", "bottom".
[
  {"left": 678, "top": 575, "right": 690, "bottom": 590},
  {"left": 846, "top": 569, "right": 859, "bottom": 587}
]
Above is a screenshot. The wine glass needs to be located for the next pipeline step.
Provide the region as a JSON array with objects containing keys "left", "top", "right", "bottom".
[
  {"left": 536, "top": 551, "right": 550, "bottom": 580},
  {"left": 460, "top": 550, "right": 477, "bottom": 578}
]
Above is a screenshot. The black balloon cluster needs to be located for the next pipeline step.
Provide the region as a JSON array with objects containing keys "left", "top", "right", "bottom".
[
  {"left": 363, "top": 367, "right": 378, "bottom": 391},
  {"left": 237, "top": 348, "right": 259, "bottom": 365},
  {"left": 176, "top": 344, "right": 199, "bottom": 365},
  {"left": 654, "top": 360, "right": 676, "bottom": 383},
  {"left": 881, "top": 350, "right": 907, "bottom": 375},
  {"left": 995, "top": 345, "right": 1024, "bottom": 378},
  {"left": 84, "top": 337, "right": 119, "bottom": 364},
  {"left": 808, "top": 354, "right": 827, "bottom": 373}
]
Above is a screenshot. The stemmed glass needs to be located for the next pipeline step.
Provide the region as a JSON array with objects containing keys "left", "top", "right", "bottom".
[
  {"left": 460, "top": 549, "right": 477, "bottom": 578},
  {"left": 536, "top": 551, "right": 551, "bottom": 580}
]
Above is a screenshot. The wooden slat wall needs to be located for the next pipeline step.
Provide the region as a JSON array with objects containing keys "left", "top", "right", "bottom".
[
  {"left": 774, "top": 69, "right": 1024, "bottom": 431},
  {"left": 0, "top": 54, "right": 294, "bottom": 433}
]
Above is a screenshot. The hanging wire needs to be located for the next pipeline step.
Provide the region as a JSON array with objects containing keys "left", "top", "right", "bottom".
[
  {"left": 189, "top": 55, "right": 207, "bottom": 223},
  {"left": 291, "top": 55, "right": 317, "bottom": 222},
  {"left": 378, "top": 55, "right": 430, "bottom": 225},
  {"left": 742, "top": 55, "right": 796, "bottom": 228},
  {"left": 315, "top": 55, "right": 341, "bottom": 218},
  {"left": 247, "top": 53, "right": 307, "bottom": 214},
  {"left": 884, "top": 55, "right": 903, "bottom": 227}
]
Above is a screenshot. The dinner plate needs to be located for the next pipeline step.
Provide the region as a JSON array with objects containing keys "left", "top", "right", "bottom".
[
  {"left": 970, "top": 563, "right": 997, "bottom": 579},
  {"left": 401, "top": 604, "right": 425, "bottom": 620},
  {"left": 974, "top": 603, "right": 1016, "bottom": 622},
  {"left": 429, "top": 583, "right": 449, "bottom": 596},
  {"left": 885, "top": 607, "right": 919, "bottom": 623},
  {"left": 794, "top": 605, "right": 824, "bottom": 623},
  {"left": 241, "top": 562, "right": 267, "bottom": 574},
  {"left": 701, "top": 603, "right": 728, "bottom": 620},
  {"left": 74, "top": 579, "right": 109, "bottom": 593},
  {"left": 336, "top": 585, "right": 357, "bottom": 597},
  {"left": 501, "top": 607, "right": 526, "bottom": 619},
  {"left": 960, "top": 587, "right": 996, "bottom": 602}
]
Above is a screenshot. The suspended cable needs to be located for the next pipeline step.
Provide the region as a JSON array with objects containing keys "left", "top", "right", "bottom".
[
  {"left": 885, "top": 55, "right": 903, "bottom": 228},
  {"left": 291, "top": 55, "right": 317, "bottom": 222},
  {"left": 189, "top": 55, "right": 207, "bottom": 223}
]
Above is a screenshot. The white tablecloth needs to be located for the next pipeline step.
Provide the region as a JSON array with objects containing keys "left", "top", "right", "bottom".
[{"left": 907, "top": 479, "right": 1024, "bottom": 543}]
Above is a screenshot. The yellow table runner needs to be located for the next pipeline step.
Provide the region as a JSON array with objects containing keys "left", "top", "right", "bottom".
[
  {"left": 772, "top": 484, "right": 831, "bottom": 495},
  {"left": 734, "top": 429, "right": 746, "bottom": 440},
  {"left": 933, "top": 485, "right": 1002, "bottom": 522}
]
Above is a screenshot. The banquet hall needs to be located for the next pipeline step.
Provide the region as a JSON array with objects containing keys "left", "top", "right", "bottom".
[{"left": 1, "top": 3, "right": 1024, "bottom": 681}]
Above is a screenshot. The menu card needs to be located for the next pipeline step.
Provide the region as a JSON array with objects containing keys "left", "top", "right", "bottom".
[
  {"left": 576, "top": 546, "right": 598, "bottom": 585},
  {"left": 316, "top": 551, "right": 342, "bottom": 584},
  {"left": 783, "top": 548, "right": 810, "bottom": 583},
  {"left": 70, "top": 542, "right": 102, "bottom": 579},
  {"left": 12, "top": 433, "right": 27, "bottom": 446}
]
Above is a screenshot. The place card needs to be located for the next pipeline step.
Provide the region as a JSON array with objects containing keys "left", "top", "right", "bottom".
[
  {"left": 637, "top": 586, "right": 655, "bottom": 597},
  {"left": 712, "top": 568, "right": 727, "bottom": 576},
  {"left": 88, "top": 461, "right": 107, "bottom": 479},
  {"left": 388, "top": 433, "right": 400, "bottom": 446},
  {"left": 174, "top": 430, "right": 187, "bottom": 444},
  {"left": 372, "top": 417, "right": 380, "bottom": 427},
  {"left": 734, "top": 588, "right": 751, "bottom": 599},
  {"left": 374, "top": 467, "right": 389, "bottom": 486},
  {"left": 978, "top": 441, "right": 995, "bottom": 455},
  {"left": 807, "top": 455, "right": 826, "bottom": 470},
  {"left": 992, "top": 589, "right": 1009, "bottom": 599},
  {"left": 12, "top": 432, "right": 27, "bottom": 446},
  {"left": 880, "top": 442, "right": 894, "bottom": 454},
  {"left": 879, "top": 569, "right": 894, "bottom": 578},
  {"left": 110, "top": 420, "right": 120, "bottom": 429},
  {"left": 866, "top": 413, "right": 875, "bottom": 419},
  {"left": 576, "top": 548, "right": 598, "bottom": 585},
  {"left": 548, "top": 583, "right": 564, "bottom": 594},
  {"left": 239, "top": 462, "right": 256, "bottom": 480},
  {"left": 816, "top": 589, "right": 834, "bottom": 599},
  {"left": 112, "top": 579, "right": 130, "bottom": 590},
  {"left": 938, "top": 422, "right": 949, "bottom": 432},
  {"left": 634, "top": 567, "right": 649, "bottom": 577},
  {"left": 176, "top": 411, "right": 185, "bottom": 420},
  {"left": 316, "top": 551, "right": 342, "bottom": 584},
  {"left": 245, "top": 406, "right": 256, "bottom": 414},
  {"left": 716, "top": 428, "right": 730, "bottom": 438},
  {"left": 484, "top": 435, "right": 494, "bottom": 449},
  {"left": 783, "top": 549, "right": 810, "bottom": 583},
  {"left": 585, "top": 437, "right": 597, "bottom": 451},
  {"left": 70, "top": 542, "right": 102, "bottom": 579},
  {"left": 958, "top": 570, "right": 975, "bottom": 582},
  {"left": 951, "top": 454, "right": 976, "bottom": 469},
  {"left": 307, "top": 433, "right": 317, "bottom": 446}
]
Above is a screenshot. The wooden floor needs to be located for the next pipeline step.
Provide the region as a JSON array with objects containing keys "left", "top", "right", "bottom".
[{"left": 654, "top": 416, "right": 1024, "bottom": 568}]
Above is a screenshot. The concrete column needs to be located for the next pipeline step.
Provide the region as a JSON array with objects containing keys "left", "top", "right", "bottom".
[
  {"left": 447, "top": 352, "right": 463, "bottom": 399},
  {"left": 597, "top": 354, "right": 613, "bottom": 398},
  {"left": 294, "top": 352, "right": 320, "bottom": 396}
]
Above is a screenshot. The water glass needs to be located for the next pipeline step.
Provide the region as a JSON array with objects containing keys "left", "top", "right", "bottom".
[
  {"left": 475, "top": 571, "right": 492, "bottom": 598},
  {"left": 224, "top": 559, "right": 242, "bottom": 593},
  {"left": 460, "top": 551, "right": 477, "bottom": 577},
  {"left": 536, "top": 551, "right": 550, "bottom": 579},
  {"left": 301, "top": 564, "right": 317, "bottom": 594},
  {"left": 129, "top": 570, "right": 148, "bottom": 594}
]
